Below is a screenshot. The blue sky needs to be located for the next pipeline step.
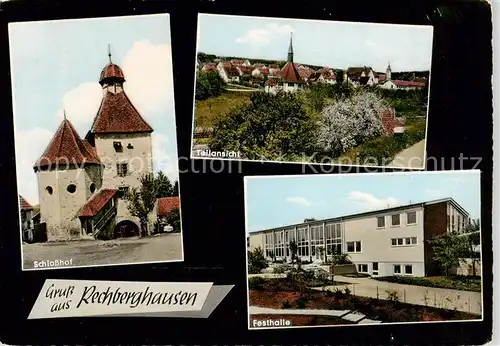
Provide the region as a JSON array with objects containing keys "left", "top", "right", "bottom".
[
  {"left": 198, "top": 14, "right": 434, "bottom": 72},
  {"left": 9, "top": 14, "right": 178, "bottom": 205},
  {"left": 245, "top": 171, "right": 481, "bottom": 233}
]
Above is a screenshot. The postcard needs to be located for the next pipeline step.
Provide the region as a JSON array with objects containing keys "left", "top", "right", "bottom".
[
  {"left": 245, "top": 170, "right": 482, "bottom": 328},
  {"left": 10, "top": 13, "right": 184, "bottom": 270},
  {"left": 191, "top": 14, "right": 433, "bottom": 169}
]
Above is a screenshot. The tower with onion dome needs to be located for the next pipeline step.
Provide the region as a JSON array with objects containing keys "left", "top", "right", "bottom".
[{"left": 35, "top": 46, "right": 156, "bottom": 241}]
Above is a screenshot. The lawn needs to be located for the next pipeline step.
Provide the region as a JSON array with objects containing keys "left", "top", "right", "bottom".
[
  {"left": 373, "top": 275, "right": 482, "bottom": 293},
  {"left": 194, "top": 91, "right": 253, "bottom": 128},
  {"left": 249, "top": 313, "right": 354, "bottom": 327}
]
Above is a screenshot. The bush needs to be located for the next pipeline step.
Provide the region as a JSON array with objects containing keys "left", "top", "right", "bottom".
[
  {"left": 316, "top": 92, "right": 389, "bottom": 157},
  {"left": 165, "top": 208, "right": 181, "bottom": 233},
  {"left": 355, "top": 120, "right": 426, "bottom": 165},
  {"left": 273, "top": 264, "right": 292, "bottom": 274},
  {"left": 248, "top": 276, "right": 266, "bottom": 290},
  {"left": 208, "top": 91, "right": 318, "bottom": 161},
  {"left": 196, "top": 71, "right": 226, "bottom": 101},
  {"left": 248, "top": 247, "right": 268, "bottom": 274}
]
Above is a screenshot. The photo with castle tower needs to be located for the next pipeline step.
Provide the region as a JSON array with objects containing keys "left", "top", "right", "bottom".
[
  {"left": 191, "top": 14, "right": 432, "bottom": 169},
  {"left": 9, "top": 14, "right": 183, "bottom": 270}
]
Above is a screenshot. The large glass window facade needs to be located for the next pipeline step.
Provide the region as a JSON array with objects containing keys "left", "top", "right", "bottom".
[
  {"left": 274, "top": 231, "right": 285, "bottom": 257},
  {"left": 297, "top": 227, "right": 309, "bottom": 257},
  {"left": 284, "top": 228, "right": 296, "bottom": 257},
  {"left": 264, "top": 233, "right": 274, "bottom": 258},
  {"left": 325, "top": 223, "right": 342, "bottom": 256},
  {"left": 310, "top": 224, "right": 324, "bottom": 258}
]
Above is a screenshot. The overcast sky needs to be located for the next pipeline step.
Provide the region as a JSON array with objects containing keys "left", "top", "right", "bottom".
[
  {"left": 198, "top": 14, "right": 434, "bottom": 72},
  {"left": 9, "top": 13, "right": 178, "bottom": 205},
  {"left": 245, "top": 170, "right": 481, "bottom": 233}
]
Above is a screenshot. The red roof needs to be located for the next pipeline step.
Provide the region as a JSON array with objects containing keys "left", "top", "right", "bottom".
[
  {"left": 393, "top": 80, "right": 426, "bottom": 87},
  {"left": 99, "top": 63, "right": 125, "bottom": 85},
  {"left": 34, "top": 119, "right": 102, "bottom": 170},
  {"left": 90, "top": 91, "right": 153, "bottom": 134},
  {"left": 226, "top": 66, "right": 240, "bottom": 77},
  {"left": 298, "top": 69, "right": 312, "bottom": 79},
  {"left": 157, "top": 196, "right": 180, "bottom": 216},
  {"left": 78, "top": 189, "right": 118, "bottom": 217},
  {"left": 280, "top": 62, "right": 303, "bottom": 84},
  {"left": 19, "top": 195, "right": 33, "bottom": 210}
]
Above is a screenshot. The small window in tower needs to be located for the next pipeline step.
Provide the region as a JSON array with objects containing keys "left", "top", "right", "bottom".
[
  {"left": 113, "top": 141, "right": 123, "bottom": 152},
  {"left": 117, "top": 163, "right": 128, "bottom": 177},
  {"left": 127, "top": 143, "right": 134, "bottom": 149},
  {"left": 67, "top": 184, "right": 77, "bottom": 194},
  {"left": 90, "top": 183, "right": 96, "bottom": 193},
  {"left": 46, "top": 186, "right": 53, "bottom": 195},
  {"left": 118, "top": 186, "right": 130, "bottom": 199}
]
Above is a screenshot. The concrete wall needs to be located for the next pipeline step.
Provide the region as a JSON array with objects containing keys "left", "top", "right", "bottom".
[
  {"left": 343, "top": 206, "right": 425, "bottom": 277},
  {"left": 38, "top": 165, "right": 102, "bottom": 241},
  {"left": 248, "top": 232, "right": 264, "bottom": 252},
  {"left": 95, "top": 132, "right": 153, "bottom": 192},
  {"left": 453, "top": 258, "right": 482, "bottom": 276}
]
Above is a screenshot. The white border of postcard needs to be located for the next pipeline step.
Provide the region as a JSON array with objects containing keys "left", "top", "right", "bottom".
[
  {"left": 190, "top": 13, "right": 433, "bottom": 170},
  {"left": 244, "top": 170, "right": 483, "bottom": 330}
]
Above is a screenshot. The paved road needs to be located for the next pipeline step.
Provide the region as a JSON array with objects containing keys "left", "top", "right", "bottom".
[
  {"left": 388, "top": 140, "right": 426, "bottom": 168},
  {"left": 22, "top": 233, "right": 183, "bottom": 270},
  {"left": 318, "top": 275, "right": 482, "bottom": 315}
]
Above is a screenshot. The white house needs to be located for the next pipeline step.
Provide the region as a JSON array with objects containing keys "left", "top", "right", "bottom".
[{"left": 248, "top": 198, "right": 472, "bottom": 277}]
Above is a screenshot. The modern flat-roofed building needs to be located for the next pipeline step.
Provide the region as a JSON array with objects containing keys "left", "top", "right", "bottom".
[{"left": 247, "top": 198, "right": 472, "bottom": 277}]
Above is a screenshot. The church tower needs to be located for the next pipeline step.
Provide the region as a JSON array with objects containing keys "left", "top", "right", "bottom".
[
  {"left": 287, "top": 32, "right": 294, "bottom": 63},
  {"left": 386, "top": 62, "right": 392, "bottom": 81},
  {"left": 34, "top": 115, "right": 103, "bottom": 241},
  {"left": 86, "top": 46, "right": 154, "bottom": 225}
]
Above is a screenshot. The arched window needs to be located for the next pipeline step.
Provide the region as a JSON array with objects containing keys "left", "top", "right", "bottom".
[
  {"left": 46, "top": 186, "right": 53, "bottom": 195},
  {"left": 67, "top": 184, "right": 77, "bottom": 194},
  {"left": 90, "top": 183, "right": 96, "bottom": 193}
]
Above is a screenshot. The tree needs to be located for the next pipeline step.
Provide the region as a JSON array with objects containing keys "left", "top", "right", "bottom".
[
  {"left": 248, "top": 247, "right": 268, "bottom": 274},
  {"left": 127, "top": 173, "right": 158, "bottom": 237},
  {"left": 428, "top": 232, "right": 464, "bottom": 276},
  {"left": 288, "top": 240, "right": 298, "bottom": 264},
  {"left": 209, "top": 91, "right": 318, "bottom": 161},
  {"left": 460, "top": 219, "right": 481, "bottom": 276},
  {"left": 196, "top": 71, "right": 226, "bottom": 101},
  {"left": 155, "top": 171, "right": 173, "bottom": 198},
  {"left": 316, "top": 92, "right": 388, "bottom": 158},
  {"left": 165, "top": 208, "right": 181, "bottom": 233},
  {"left": 172, "top": 181, "right": 179, "bottom": 197}
]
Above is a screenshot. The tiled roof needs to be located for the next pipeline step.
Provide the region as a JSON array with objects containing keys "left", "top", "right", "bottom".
[
  {"left": 298, "top": 69, "right": 312, "bottom": 79},
  {"left": 280, "top": 61, "right": 303, "bottom": 84},
  {"left": 78, "top": 189, "right": 118, "bottom": 217},
  {"left": 99, "top": 63, "right": 125, "bottom": 85},
  {"left": 19, "top": 195, "right": 33, "bottom": 210},
  {"left": 226, "top": 66, "right": 240, "bottom": 77},
  {"left": 90, "top": 91, "right": 153, "bottom": 134},
  {"left": 34, "top": 119, "right": 102, "bottom": 171},
  {"left": 393, "top": 80, "right": 426, "bottom": 87},
  {"left": 157, "top": 196, "right": 180, "bottom": 216}
]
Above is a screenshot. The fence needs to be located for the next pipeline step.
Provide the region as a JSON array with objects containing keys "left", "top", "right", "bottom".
[{"left": 193, "top": 127, "right": 214, "bottom": 139}]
